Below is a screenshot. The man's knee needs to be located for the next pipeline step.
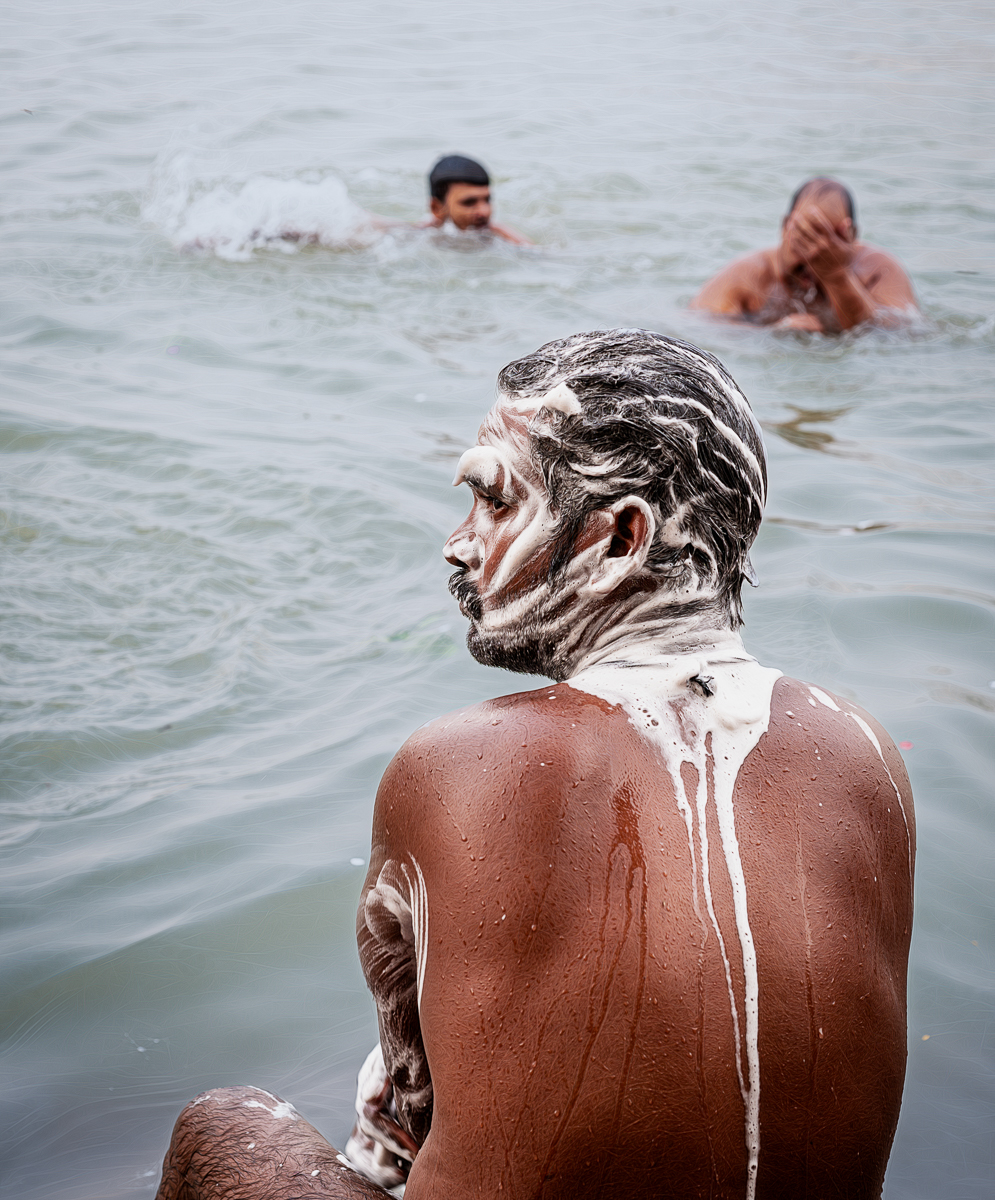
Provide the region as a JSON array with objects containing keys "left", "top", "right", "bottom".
[
  {"left": 171, "top": 1085, "right": 276, "bottom": 1145},
  {"left": 156, "top": 1086, "right": 307, "bottom": 1200}
]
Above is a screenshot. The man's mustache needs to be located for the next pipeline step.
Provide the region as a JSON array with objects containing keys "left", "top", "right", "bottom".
[{"left": 448, "top": 569, "right": 483, "bottom": 621}]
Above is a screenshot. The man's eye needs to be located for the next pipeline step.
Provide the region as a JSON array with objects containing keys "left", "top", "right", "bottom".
[{"left": 488, "top": 497, "right": 507, "bottom": 512}]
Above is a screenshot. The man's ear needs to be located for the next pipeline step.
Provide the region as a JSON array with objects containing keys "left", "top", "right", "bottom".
[
  {"left": 429, "top": 196, "right": 447, "bottom": 222},
  {"left": 838, "top": 216, "right": 855, "bottom": 242},
  {"left": 588, "top": 497, "right": 656, "bottom": 596}
]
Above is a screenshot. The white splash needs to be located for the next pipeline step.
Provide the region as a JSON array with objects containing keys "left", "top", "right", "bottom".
[
  {"left": 569, "top": 630, "right": 781, "bottom": 1200},
  {"left": 144, "top": 152, "right": 376, "bottom": 260}
]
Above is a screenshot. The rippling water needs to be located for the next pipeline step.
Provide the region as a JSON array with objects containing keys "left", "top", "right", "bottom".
[{"left": 2, "top": 2, "right": 993, "bottom": 1196}]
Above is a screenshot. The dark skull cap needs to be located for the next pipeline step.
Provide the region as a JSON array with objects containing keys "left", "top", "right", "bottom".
[{"left": 429, "top": 155, "right": 490, "bottom": 188}]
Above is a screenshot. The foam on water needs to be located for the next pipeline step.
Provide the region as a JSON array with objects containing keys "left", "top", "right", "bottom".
[{"left": 144, "top": 151, "right": 377, "bottom": 260}]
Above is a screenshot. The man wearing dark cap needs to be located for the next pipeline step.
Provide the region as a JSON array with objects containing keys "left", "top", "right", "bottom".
[
  {"left": 692, "top": 177, "right": 917, "bottom": 332},
  {"left": 422, "top": 154, "right": 531, "bottom": 245}
]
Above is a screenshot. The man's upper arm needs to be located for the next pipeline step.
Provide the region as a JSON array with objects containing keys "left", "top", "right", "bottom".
[
  {"left": 691, "top": 255, "right": 762, "bottom": 316},
  {"left": 360, "top": 705, "right": 603, "bottom": 1196},
  {"left": 357, "top": 734, "right": 445, "bottom": 1147}
]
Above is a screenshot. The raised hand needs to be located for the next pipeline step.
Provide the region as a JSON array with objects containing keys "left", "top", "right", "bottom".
[{"left": 783, "top": 204, "right": 855, "bottom": 282}]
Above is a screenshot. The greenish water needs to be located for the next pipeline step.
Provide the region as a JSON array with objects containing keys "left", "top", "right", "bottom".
[{"left": 1, "top": 2, "right": 993, "bottom": 1196}]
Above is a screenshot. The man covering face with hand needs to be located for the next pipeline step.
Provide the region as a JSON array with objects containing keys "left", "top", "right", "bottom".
[
  {"left": 692, "top": 177, "right": 917, "bottom": 332},
  {"left": 154, "top": 330, "right": 913, "bottom": 1200}
]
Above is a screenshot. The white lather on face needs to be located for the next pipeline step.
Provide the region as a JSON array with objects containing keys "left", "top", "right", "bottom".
[
  {"left": 449, "top": 414, "right": 562, "bottom": 610},
  {"left": 569, "top": 630, "right": 781, "bottom": 1200}
]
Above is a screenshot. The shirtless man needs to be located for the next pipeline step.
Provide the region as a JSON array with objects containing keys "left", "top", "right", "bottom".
[
  {"left": 420, "top": 154, "right": 531, "bottom": 245},
  {"left": 154, "top": 329, "right": 914, "bottom": 1200},
  {"left": 691, "top": 177, "right": 917, "bottom": 332}
]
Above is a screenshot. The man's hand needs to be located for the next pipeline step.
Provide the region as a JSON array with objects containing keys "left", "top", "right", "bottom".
[
  {"left": 343, "top": 1044, "right": 417, "bottom": 1191},
  {"left": 783, "top": 203, "right": 877, "bottom": 330},
  {"left": 774, "top": 312, "right": 825, "bottom": 332},
  {"left": 783, "top": 205, "right": 856, "bottom": 282}
]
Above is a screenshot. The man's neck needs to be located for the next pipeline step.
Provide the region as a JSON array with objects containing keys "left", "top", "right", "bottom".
[{"left": 562, "top": 591, "right": 740, "bottom": 679}]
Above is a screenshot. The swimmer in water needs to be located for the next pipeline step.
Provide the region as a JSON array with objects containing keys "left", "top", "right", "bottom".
[
  {"left": 418, "top": 154, "right": 532, "bottom": 245},
  {"left": 154, "top": 330, "right": 913, "bottom": 1200},
  {"left": 691, "top": 177, "right": 918, "bottom": 332}
]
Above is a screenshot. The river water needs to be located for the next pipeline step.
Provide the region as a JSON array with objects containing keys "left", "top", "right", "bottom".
[{"left": 1, "top": 2, "right": 993, "bottom": 1196}]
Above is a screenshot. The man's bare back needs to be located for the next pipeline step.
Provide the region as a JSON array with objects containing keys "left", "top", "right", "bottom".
[
  {"left": 154, "top": 330, "right": 913, "bottom": 1200},
  {"left": 692, "top": 178, "right": 917, "bottom": 333},
  {"left": 363, "top": 669, "right": 912, "bottom": 1199}
]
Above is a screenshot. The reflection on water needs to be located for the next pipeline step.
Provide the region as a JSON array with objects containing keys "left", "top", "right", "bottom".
[
  {"left": 764, "top": 403, "right": 852, "bottom": 452},
  {"left": 1, "top": 2, "right": 994, "bottom": 1198}
]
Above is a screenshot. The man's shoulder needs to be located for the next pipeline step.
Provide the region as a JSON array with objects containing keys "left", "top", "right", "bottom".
[
  {"left": 396, "top": 682, "right": 617, "bottom": 760},
  {"left": 852, "top": 241, "right": 915, "bottom": 290},
  {"left": 853, "top": 240, "right": 902, "bottom": 268},
  {"left": 765, "top": 676, "right": 912, "bottom": 803},
  {"left": 692, "top": 247, "right": 780, "bottom": 313},
  {"left": 372, "top": 684, "right": 629, "bottom": 876}
]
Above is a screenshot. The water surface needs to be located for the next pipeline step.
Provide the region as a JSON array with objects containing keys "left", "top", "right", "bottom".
[{"left": 1, "top": 2, "right": 993, "bottom": 1197}]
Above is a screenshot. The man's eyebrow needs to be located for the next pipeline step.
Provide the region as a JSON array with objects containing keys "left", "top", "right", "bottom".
[{"left": 463, "top": 471, "right": 505, "bottom": 495}]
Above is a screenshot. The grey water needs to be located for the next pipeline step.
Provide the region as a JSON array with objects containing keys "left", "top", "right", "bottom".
[{"left": 1, "top": 1, "right": 993, "bottom": 1196}]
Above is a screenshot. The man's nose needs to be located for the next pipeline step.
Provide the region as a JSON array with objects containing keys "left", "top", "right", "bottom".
[{"left": 444, "top": 526, "right": 481, "bottom": 570}]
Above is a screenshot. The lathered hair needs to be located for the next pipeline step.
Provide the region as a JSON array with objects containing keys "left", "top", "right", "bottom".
[{"left": 497, "top": 329, "right": 768, "bottom": 628}]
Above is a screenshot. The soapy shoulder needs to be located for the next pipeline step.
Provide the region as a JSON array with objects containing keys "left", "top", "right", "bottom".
[{"left": 764, "top": 676, "right": 913, "bottom": 820}]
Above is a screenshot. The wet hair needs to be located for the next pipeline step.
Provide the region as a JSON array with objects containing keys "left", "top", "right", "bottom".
[
  {"left": 497, "top": 329, "right": 767, "bottom": 627},
  {"left": 787, "top": 176, "right": 857, "bottom": 235},
  {"left": 429, "top": 154, "right": 490, "bottom": 202}
]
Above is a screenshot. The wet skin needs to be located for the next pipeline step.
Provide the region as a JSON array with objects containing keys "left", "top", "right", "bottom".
[
  {"left": 691, "top": 188, "right": 917, "bottom": 332},
  {"left": 154, "top": 406, "right": 914, "bottom": 1200},
  {"left": 425, "top": 181, "right": 532, "bottom": 246},
  {"left": 156, "top": 681, "right": 913, "bottom": 1200}
]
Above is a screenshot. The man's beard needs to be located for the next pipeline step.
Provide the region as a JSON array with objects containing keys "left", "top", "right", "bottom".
[{"left": 447, "top": 568, "right": 580, "bottom": 681}]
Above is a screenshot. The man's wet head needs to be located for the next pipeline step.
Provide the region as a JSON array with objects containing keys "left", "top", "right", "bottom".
[
  {"left": 429, "top": 155, "right": 493, "bottom": 230},
  {"left": 444, "top": 330, "right": 768, "bottom": 680},
  {"left": 782, "top": 177, "right": 857, "bottom": 271}
]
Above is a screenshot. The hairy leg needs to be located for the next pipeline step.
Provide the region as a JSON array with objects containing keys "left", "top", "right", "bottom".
[{"left": 154, "top": 1086, "right": 393, "bottom": 1200}]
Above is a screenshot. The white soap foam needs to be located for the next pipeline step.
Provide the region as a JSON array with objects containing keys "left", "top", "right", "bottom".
[
  {"left": 403, "top": 856, "right": 429, "bottom": 1013},
  {"left": 240, "top": 1087, "right": 300, "bottom": 1121},
  {"left": 569, "top": 630, "right": 780, "bottom": 1200},
  {"left": 507, "top": 381, "right": 583, "bottom": 417}
]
